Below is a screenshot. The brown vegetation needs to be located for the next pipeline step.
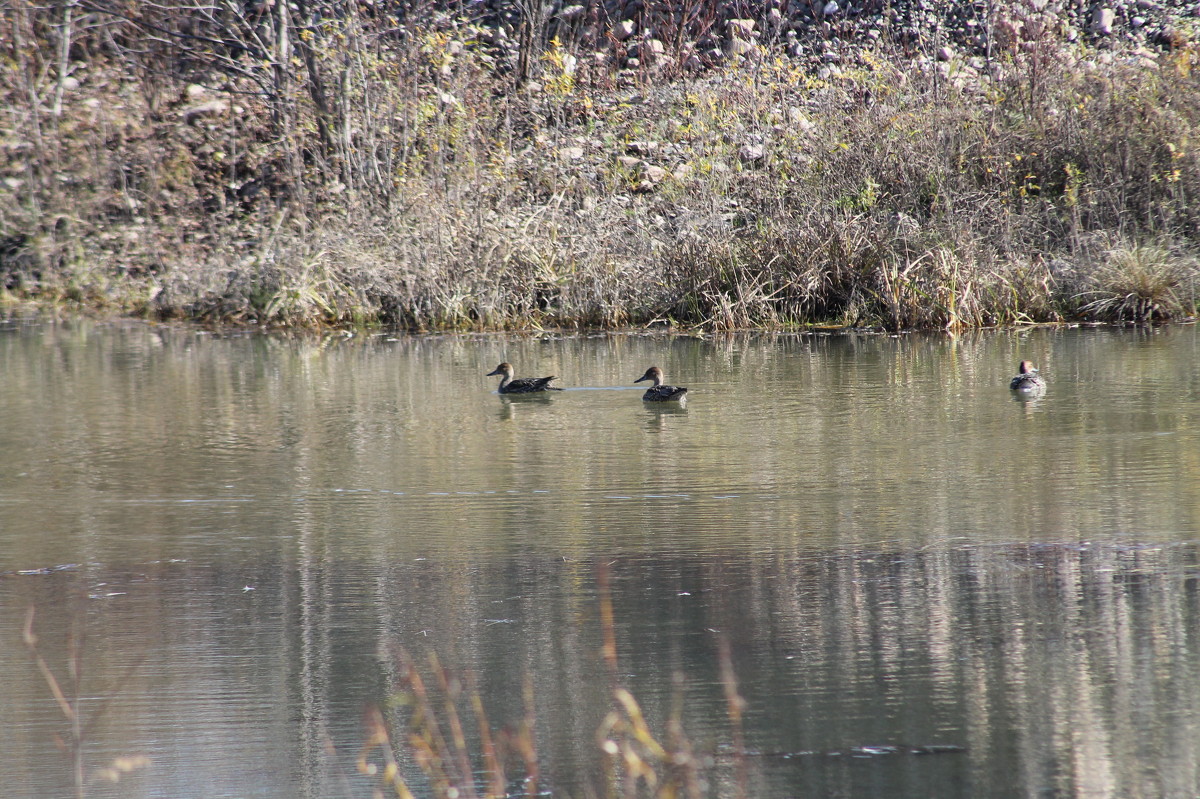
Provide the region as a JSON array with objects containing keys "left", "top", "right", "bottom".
[
  {"left": 1, "top": 1, "right": 1199, "bottom": 330},
  {"left": 360, "top": 563, "right": 742, "bottom": 798}
]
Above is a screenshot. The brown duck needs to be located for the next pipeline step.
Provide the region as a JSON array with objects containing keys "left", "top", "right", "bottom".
[
  {"left": 634, "top": 366, "right": 688, "bottom": 402},
  {"left": 487, "top": 362, "right": 563, "bottom": 394},
  {"left": 1009, "top": 360, "right": 1046, "bottom": 393}
]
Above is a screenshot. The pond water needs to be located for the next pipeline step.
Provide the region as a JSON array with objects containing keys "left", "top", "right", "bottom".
[{"left": 1, "top": 318, "right": 1198, "bottom": 798}]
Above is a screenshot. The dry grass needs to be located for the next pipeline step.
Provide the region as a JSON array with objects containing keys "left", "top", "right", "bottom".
[
  {"left": 1075, "top": 241, "right": 1200, "bottom": 323},
  {"left": 3, "top": 3, "right": 1200, "bottom": 329}
]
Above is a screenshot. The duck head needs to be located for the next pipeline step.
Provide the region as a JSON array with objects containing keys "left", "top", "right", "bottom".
[
  {"left": 634, "top": 366, "right": 664, "bottom": 386},
  {"left": 488, "top": 362, "right": 515, "bottom": 378}
]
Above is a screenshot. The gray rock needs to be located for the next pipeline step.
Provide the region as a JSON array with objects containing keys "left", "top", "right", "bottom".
[
  {"left": 559, "top": 4, "right": 586, "bottom": 22},
  {"left": 727, "top": 18, "right": 756, "bottom": 38},
  {"left": 630, "top": 39, "right": 665, "bottom": 60},
  {"left": 182, "top": 100, "right": 229, "bottom": 123},
  {"left": 642, "top": 164, "right": 667, "bottom": 182},
  {"left": 1091, "top": 7, "right": 1115, "bottom": 34},
  {"left": 613, "top": 20, "right": 636, "bottom": 40},
  {"left": 739, "top": 143, "right": 765, "bottom": 162}
]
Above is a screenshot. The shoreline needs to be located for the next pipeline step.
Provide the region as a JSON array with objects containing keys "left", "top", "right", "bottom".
[{"left": 2, "top": 2, "right": 1199, "bottom": 331}]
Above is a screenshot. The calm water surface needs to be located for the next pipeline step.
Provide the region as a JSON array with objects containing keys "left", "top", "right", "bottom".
[{"left": 1, "top": 319, "right": 1199, "bottom": 798}]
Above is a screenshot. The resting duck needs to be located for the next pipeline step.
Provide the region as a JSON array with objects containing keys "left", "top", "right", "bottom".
[
  {"left": 634, "top": 366, "right": 688, "bottom": 402},
  {"left": 1009, "top": 360, "right": 1046, "bottom": 393},
  {"left": 487, "top": 362, "right": 562, "bottom": 394}
]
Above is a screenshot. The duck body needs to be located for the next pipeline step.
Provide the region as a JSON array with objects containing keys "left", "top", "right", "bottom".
[
  {"left": 1009, "top": 360, "right": 1046, "bottom": 393},
  {"left": 634, "top": 366, "right": 688, "bottom": 402},
  {"left": 487, "top": 362, "right": 562, "bottom": 394}
]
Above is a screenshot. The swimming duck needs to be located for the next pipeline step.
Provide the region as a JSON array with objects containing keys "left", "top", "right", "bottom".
[
  {"left": 634, "top": 366, "right": 688, "bottom": 402},
  {"left": 1009, "top": 360, "right": 1046, "bottom": 393},
  {"left": 487, "top": 362, "right": 562, "bottom": 394}
]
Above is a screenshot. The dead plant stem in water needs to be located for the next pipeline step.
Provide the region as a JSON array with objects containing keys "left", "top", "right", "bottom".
[
  {"left": 23, "top": 606, "right": 84, "bottom": 799},
  {"left": 430, "top": 651, "right": 482, "bottom": 799},
  {"left": 719, "top": 637, "right": 749, "bottom": 799},
  {"left": 22, "top": 606, "right": 148, "bottom": 798}
]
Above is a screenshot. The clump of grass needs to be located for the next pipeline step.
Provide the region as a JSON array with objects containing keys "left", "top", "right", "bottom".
[
  {"left": 1076, "top": 241, "right": 1200, "bottom": 323},
  {"left": 657, "top": 213, "right": 1065, "bottom": 331}
]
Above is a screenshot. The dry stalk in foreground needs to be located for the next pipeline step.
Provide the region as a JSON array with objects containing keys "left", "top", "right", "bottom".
[
  {"left": 360, "top": 563, "right": 749, "bottom": 798},
  {"left": 22, "top": 606, "right": 149, "bottom": 799}
]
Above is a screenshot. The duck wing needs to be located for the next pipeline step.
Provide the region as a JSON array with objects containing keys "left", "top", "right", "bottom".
[
  {"left": 507, "top": 375, "right": 561, "bottom": 392},
  {"left": 645, "top": 385, "right": 687, "bottom": 401}
]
